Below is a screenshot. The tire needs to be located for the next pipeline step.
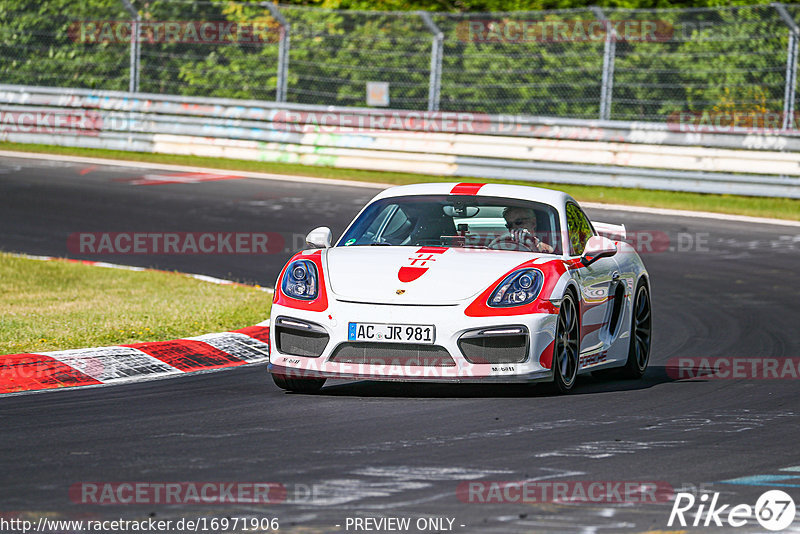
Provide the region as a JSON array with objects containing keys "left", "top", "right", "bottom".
[
  {"left": 552, "top": 291, "right": 580, "bottom": 393},
  {"left": 621, "top": 282, "right": 652, "bottom": 379},
  {"left": 271, "top": 372, "right": 326, "bottom": 393}
]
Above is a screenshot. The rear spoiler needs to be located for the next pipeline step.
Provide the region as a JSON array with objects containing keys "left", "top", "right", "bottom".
[{"left": 592, "top": 221, "right": 627, "bottom": 241}]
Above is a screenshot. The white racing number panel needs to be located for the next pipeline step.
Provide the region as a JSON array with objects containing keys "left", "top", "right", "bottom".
[{"left": 348, "top": 323, "right": 436, "bottom": 344}]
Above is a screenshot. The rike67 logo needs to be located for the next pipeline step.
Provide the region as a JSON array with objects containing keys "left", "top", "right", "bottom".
[{"left": 668, "top": 490, "right": 796, "bottom": 531}]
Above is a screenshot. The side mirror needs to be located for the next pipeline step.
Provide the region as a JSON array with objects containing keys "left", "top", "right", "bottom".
[
  {"left": 581, "top": 235, "right": 617, "bottom": 266},
  {"left": 305, "top": 226, "right": 332, "bottom": 249}
]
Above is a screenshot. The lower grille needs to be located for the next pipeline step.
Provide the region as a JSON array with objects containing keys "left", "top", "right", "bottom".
[
  {"left": 458, "top": 327, "right": 528, "bottom": 364},
  {"left": 275, "top": 316, "right": 328, "bottom": 357},
  {"left": 329, "top": 342, "right": 456, "bottom": 367}
]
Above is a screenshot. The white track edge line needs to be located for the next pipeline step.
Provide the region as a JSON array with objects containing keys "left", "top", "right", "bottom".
[
  {"left": 582, "top": 202, "right": 800, "bottom": 227},
  {"left": 0, "top": 150, "right": 390, "bottom": 189},
  {"left": 1, "top": 149, "right": 797, "bottom": 226}
]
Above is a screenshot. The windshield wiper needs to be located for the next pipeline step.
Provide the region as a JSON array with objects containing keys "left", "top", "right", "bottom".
[{"left": 370, "top": 242, "right": 393, "bottom": 246}]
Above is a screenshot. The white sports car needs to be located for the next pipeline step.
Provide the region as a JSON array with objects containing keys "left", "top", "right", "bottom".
[{"left": 268, "top": 183, "right": 651, "bottom": 394}]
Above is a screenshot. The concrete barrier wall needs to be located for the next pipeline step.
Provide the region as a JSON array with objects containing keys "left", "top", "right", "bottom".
[{"left": 1, "top": 84, "right": 798, "bottom": 198}]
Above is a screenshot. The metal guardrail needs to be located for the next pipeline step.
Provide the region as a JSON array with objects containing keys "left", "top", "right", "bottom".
[{"left": 1, "top": 84, "right": 799, "bottom": 198}]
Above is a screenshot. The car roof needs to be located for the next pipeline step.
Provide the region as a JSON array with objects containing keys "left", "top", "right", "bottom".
[{"left": 372, "top": 182, "right": 575, "bottom": 209}]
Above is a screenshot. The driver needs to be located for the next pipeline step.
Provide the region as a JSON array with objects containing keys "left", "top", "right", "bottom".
[{"left": 491, "top": 207, "right": 554, "bottom": 253}]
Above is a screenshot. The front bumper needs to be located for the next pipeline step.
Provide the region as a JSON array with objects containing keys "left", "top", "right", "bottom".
[{"left": 268, "top": 299, "right": 557, "bottom": 384}]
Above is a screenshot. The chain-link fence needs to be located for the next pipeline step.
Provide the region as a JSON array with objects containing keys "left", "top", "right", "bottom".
[{"left": 2, "top": 1, "right": 800, "bottom": 123}]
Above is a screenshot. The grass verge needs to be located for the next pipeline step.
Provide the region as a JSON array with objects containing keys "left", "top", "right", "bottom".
[
  {"left": 2, "top": 141, "right": 798, "bottom": 221},
  {"left": 0, "top": 252, "right": 272, "bottom": 355}
]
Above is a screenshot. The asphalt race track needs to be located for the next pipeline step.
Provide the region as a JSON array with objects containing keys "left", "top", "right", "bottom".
[{"left": 1, "top": 154, "right": 799, "bottom": 533}]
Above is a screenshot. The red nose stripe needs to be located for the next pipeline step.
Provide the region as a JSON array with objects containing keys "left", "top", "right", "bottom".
[
  {"left": 398, "top": 266, "right": 428, "bottom": 282},
  {"left": 416, "top": 247, "right": 448, "bottom": 254},
  {"left": 450, "top": 183, "right": 486, "bottom": 195}
]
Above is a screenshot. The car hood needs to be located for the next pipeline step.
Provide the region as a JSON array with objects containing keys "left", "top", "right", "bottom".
[{"left": 325, "top": 246, "right": 541, "bottom": 305}]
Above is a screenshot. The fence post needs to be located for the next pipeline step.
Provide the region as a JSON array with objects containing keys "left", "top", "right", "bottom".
[
  {"left": 419, "top": 11, "right": 443, "bottom": 112},
  {"left": 774, "top": 3, "right": 799, "bottom": 130},
  {"left": 120, "top": 0, "right": 140, "bottom": 93},
  {"left": 591, "top": 7, "right": 615, "bottom": 121},
  {"left": 265, "top": 3, "right": 290, "bottom": 103}
]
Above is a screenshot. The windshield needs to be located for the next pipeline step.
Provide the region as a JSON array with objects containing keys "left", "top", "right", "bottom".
[{"left": 337, "top": 195, "right": 561, "bottom": 254}]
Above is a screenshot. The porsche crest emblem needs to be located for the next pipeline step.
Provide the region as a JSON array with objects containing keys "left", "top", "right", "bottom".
[{"left": 396, "top": 289, "right": 406, "bottom": 295}]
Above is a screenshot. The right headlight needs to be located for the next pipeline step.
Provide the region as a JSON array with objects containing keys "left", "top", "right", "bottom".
[
  {"left": 487, "top": 269, "right": 543, "bottom": 307},
  {"left": 281, "top": 260, "right": 319, "bottom": 300}
]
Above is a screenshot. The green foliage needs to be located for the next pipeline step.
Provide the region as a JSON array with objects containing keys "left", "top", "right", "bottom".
[
  {"left": 565, "top": 202, "right": 592, "bottom": 255},
  {"left": 0, "top": 0, "right": 794, "bottom": 120},
  {"left": 301, "top": 0, "right": 773, "bottom": 10},
  {"left": 0, "top": 0, "right": 129, "bottom": 89}
]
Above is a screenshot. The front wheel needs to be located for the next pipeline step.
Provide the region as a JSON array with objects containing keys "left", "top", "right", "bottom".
[
  {"left": 271, "top": 372, "right": 326, "bottom": 393},
  {"left": 622, "top": 282, "right": 651, "bottom": 379},
  {"left": 552, "top": 291, "right": 580, "bottom": 393}
]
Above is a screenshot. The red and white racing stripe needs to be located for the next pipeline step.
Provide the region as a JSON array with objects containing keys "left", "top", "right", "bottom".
[{"left": 0, "top": 326, "right": 270, "bottom": 395}]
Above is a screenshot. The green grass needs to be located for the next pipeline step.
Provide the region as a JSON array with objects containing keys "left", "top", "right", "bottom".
[
  {"left": 0, "top": 253, "right": 272, "bottom": 355},
  {"left": 2, "top": 141, "right": 798, "bottom": 221}
]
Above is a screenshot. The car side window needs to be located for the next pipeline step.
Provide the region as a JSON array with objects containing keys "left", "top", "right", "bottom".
[{"left": 566, "top": 203, "right": 594, "bottom": 256}]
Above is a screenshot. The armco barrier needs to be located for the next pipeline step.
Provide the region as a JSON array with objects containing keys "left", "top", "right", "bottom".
[{"left": 1, "top": 84, "right": 799, "bottom": 198}]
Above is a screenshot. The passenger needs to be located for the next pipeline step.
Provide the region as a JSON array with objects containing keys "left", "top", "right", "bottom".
[{"left": 491, "top": 207, "right": 555, "bottom": 253}]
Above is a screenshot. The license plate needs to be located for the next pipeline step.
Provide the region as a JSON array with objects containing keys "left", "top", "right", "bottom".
[{"left": 348, "top": 322, "right": 435, "bottom": 344}]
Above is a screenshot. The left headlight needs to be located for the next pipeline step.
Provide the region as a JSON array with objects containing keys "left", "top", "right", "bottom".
[
  {"left": 281, "top": 259, "right": 319, "bottom": 300},
  {"left": 487, "top": 269, "right": 543, "bottom": 307}
]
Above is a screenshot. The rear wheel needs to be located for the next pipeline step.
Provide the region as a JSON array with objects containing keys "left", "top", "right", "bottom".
[
  {"left": 622, "top": 282, "right": 651, "bottom": 379},
  {"left": 552, "top": 291, "right": 580, "bottom": 393},
  {"left": 271, "top": 372, "right": 326, "bottom": 393}
]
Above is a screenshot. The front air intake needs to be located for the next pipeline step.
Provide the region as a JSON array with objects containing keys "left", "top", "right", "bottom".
[
  {"left": 275, "top": 316, "right": 329, "bottom": 357},
  {"left": 458, "top": 326, "right": 529, "bottom": 364}
]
